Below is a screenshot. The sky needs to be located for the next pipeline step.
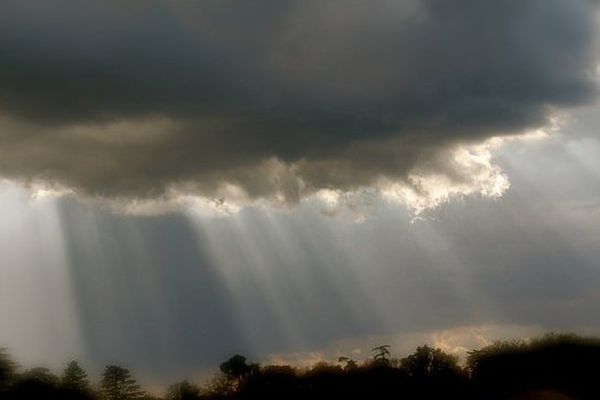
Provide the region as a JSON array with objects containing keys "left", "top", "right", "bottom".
[{"left": 1, "top": 0, "right": 600, "bottom": 391}]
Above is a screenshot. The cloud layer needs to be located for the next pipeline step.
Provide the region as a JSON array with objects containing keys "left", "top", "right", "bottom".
[{"left": 0, "top": 0, "right": 598, "bottom": 207}]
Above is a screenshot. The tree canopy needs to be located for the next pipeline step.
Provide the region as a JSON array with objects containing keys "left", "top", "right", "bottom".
[
  {"left": 0, "top": 334, "right": 599, "bottom": 399},
  {"left": 100, "top": 365, "right": 145, "bottom": 400}
]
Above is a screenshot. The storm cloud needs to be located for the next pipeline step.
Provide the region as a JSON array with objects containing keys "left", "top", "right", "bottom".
[{"left": 0, "top": 0, "right": 598, "bottom": 207}]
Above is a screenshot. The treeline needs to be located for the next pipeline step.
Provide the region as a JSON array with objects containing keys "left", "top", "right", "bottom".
[{"left": 2, "top": 333, "right": 600, "bottom": 399}]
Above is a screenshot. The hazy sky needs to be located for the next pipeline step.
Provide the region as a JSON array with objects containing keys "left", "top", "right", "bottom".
[{"left": 1, "top": 0, "right": 600, "bottom": 392}]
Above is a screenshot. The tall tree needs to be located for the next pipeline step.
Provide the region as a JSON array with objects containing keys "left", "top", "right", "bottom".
[
  {"left": 401, "top": 345, "right": 461, "bottom": 379},
  {"left": 0, "top": 348, "right": 15, "bottom": 393},
  {"left": 219, "top": 354, "right": 257, "bottom": 388},
  {"left": 100, "top": 365, "right": 144, "bottom": 400},
  {"left": 62, "top": 361, "right": 90, "bottom": 393},
  {"left": 371, "top": 345, "right": 392, "bottom": 366}
]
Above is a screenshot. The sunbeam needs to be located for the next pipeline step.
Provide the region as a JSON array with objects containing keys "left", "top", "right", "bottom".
[{"left": 0, "top": 183, "right": 83, "bottom": 368}]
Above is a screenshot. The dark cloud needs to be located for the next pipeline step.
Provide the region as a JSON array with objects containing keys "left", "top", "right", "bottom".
[{"left": 0, "top": 0, "right": 598, "bottom": 203}]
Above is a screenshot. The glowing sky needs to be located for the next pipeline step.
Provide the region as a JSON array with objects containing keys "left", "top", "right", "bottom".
[{"left": 1, "top": 0, "right": 600, "bottom": 391}]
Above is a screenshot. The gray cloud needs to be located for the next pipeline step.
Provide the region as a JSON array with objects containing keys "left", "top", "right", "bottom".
[{"left": 0, "top": 0, "right": 598, "bottom": 203}]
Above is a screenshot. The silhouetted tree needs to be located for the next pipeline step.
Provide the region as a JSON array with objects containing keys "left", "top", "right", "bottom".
[
  {"left": 371, "top": 345, "right": 391, "bottom": 366},
  {"left": 337, "top": 356, "right": 358, "bottom": 371},
  {"left": 203, "top": 374, "right": 235, "bottom": 398},
  {"left": 244, "top": 365, "right": 299, "bottom": 399},
  {"left": 11, "top": 367, "right": 60, "bottom": 399},
  {"left": 466, "top": 339, "right": 527, "bottom": 374},
  {"left": 100, "top": 365, "right": 144, "bottom": 400},
  {"left": 401, "top": 345, "right": 460, "bottom": 379},
  {"left": 2, "top": 333, "right": 600, "bottom": 400},
  {"left": 400, "top": 346, "right": 467, "bottom": 399},
  {"left": 219, "top": 355, "right": 257, "bottom": 389},
  {"left": 0, "top": 348, "right": 15, "bottom": 395},
  {"left": 62, "top": 361, "right": 91, "bottom": 394},
  {"left": 468, "top": 334, "right": 600, "bottom": 400},
  {"left": 165, "top": 380, "right": 201, "bottom": 400}
]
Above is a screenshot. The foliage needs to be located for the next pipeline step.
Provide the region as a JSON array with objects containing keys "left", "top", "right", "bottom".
[
  {"left": 467, "top": 334, "right": 600, "bottom": 399},
  {"left": 400, "top": 345, "right": 461, "bottom": 379},
  {"left": 371, "top": 345, "right": 392, "bottom": 366},
  {"left": 165, "top": 380, "right": 201, "bottom": 400},
  {"left": 11, "top": 367, "right": 61, "bottom": 399},
  {"left": 219, "top": 355, "right": 255, "bottom": 382},
  {"left": 100, "top": 365, "right": 145, "bottom": 400},
  {"left": 0, "top": 347, "right": 15, "bottom": 393},
  {"left": 338, "top": 356, "right": 358, "bottom": 371},
  {"left": 1, "top": 334, "right": 600, "bottom": 399},
  {"left": 62, "top": 360, "right": 91, "bottom": 393},
  {"left": 203, "top": 374, "right": 235, "bottom": 398}
]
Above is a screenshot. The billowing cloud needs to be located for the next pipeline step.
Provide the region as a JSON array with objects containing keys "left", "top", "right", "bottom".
[{"left": 0, "top": 0, "right": 598, "bottom": 210}]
